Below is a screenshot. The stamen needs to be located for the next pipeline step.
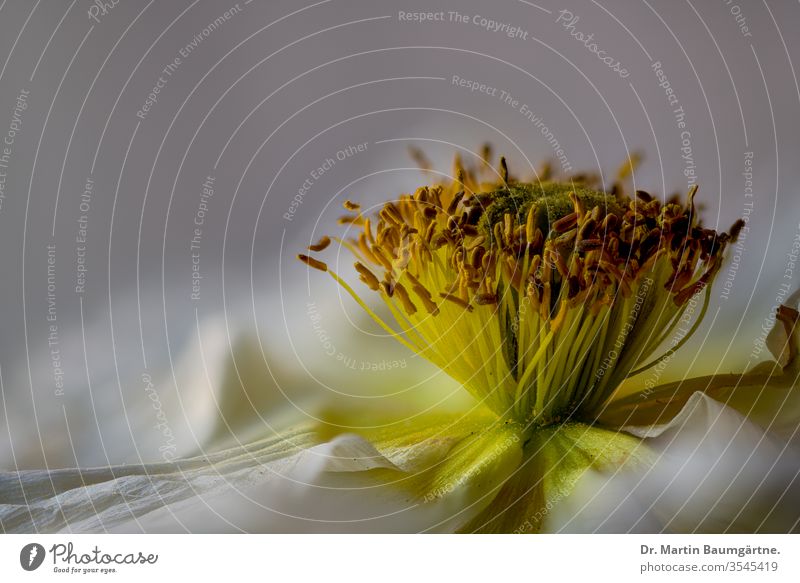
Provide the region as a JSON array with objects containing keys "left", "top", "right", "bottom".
[
  {"left": 308, "top": 236, "right": 331, "bottom": 252},
  {"left": 297, "top": 254, "right": 327, "bottom": 272},
  {"left": 394, "top": 283, "right": 418, "bottom": 315},
  {"left": 354, "top": 262, "right": 380, "bottom": 290}
]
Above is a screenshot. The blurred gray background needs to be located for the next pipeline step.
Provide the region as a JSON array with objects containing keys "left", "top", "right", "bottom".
[{"left": 0, "top": 0, "right": 798, "bottom": 476}]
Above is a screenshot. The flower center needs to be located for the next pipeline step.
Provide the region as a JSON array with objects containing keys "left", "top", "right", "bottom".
[{"left": 300, "top": 157, "right": 742, "bottom": 425}]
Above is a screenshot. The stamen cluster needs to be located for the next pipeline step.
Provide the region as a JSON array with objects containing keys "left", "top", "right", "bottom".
[{"left": 300, "top": 156, "right": 743, "bottom": 424}]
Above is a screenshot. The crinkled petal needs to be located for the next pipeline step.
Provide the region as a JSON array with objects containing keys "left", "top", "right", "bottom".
[
  {"left": 318, "top": 406, "right": 499, "bottom": 472},
  {"left": 0, "top": 426, "right": 316, "bottom": 533},
  {"left": 310, "top": 409, "right": 525, "bottom": 531},
  {"left": 130, "top": 418, "right": 523, "bottom": 533}
]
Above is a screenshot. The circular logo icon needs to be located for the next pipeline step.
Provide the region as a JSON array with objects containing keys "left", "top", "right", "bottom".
[{"left": 20, "top": 543, "right": 46, "bottom": 571}]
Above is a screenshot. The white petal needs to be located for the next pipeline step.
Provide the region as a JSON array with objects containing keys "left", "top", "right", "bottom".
[
  {"left": 0, "top": 427, "right": 315, "bottom": 533},
  {"left": 547, "top": 393, "right": 800, "bottom": 532},
  {"left": 111, "top": 432, "right": 492, "bottom": 533}
]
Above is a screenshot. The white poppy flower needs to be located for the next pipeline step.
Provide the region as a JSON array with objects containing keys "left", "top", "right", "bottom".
[{"left": 2, "top": 153, "right": 799, "bottom": 533}]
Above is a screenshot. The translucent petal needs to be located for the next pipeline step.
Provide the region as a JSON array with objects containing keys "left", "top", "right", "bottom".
[
  {"left": 460, "top": 423, "right": 653, "bottom": 533},
  {"left": 0, "top": 426, "right": 316, "bottom": 533},
  {"left": 550, "top": 393, "right": 800, "bottom": 533}
]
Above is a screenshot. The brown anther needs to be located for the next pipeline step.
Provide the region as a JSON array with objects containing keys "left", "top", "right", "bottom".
[
  {"left": 729, "top": 219, "right": 746, "bottom": 241},
  {"left": 465, "top": 192, "right": 493, "bottom": 208},
  {"left": 577, "top": 239, "right": 603, "bottom": 252},
  {"left": 419, "top": 223, "right": 434, "bottom": 245},
  {"left": 475, "top": 293, "right": 498, "bottom": 305},
  {"left": 776, "top": 303, "right": 799, "bottom": 328},
  {"left": 601, "top": 213, "right": 618, "bottom": 231},
  {"left": 413, "top": 284, "right": 439, "bottom": 315},
  {"left": 338, "top": 215, "right": 362, "bottom": 225},
  {"left": 462, "top": 205, "right": 483, "bottom": 226},
  {"left": 553, "top": 228, "right": 577, "bottom": 249},
  {"left": 447, "top": 215, "right": 460, "bottom": 234},
  {"left": 371, "top": 245, "right": 394, "bottom": 271},
  {"left": 354, "top": 262, "right": 380, "bottom": 290},
  {"left": 394, "top": 283, "right": 417, "bottom": 315},
  {"left": 380, "top": 205, "right": 403, "bottom": 226},
  {"left": 499, "top": 156, "right": 509, "bottom": 184},
  {"left": 461, "top": 224, "right": 479, "bottom": 237},
  {"left": 298, "top": 254, "right": 328, "bottom": 272},
  {"left": 308, "top": 236, "right": 331, "bottom": 252},
  {"left": 552, "top": 212, "right": 577, "bottom": 233},
  {"left": 469, "top": 247, "right": 485, "bottom": 270},
  {"left": 432, "top": 234, "right": 448, "bottom": 249},
  {"left": 447, "top": 191, "right": 465, "bottom": 215},
  {"left": 578, "top": 218, "right": 597, "bottom": 241},
  {"left": 567, "top": 275, "right": 581, "bottom": 299},
  {"left": 635, "top": 190, "right": 653, "bottom": 203}
]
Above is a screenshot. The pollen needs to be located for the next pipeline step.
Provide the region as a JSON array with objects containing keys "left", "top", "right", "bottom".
[{"left": 300, "top": 151, "right": 742, "bottom": 425}]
